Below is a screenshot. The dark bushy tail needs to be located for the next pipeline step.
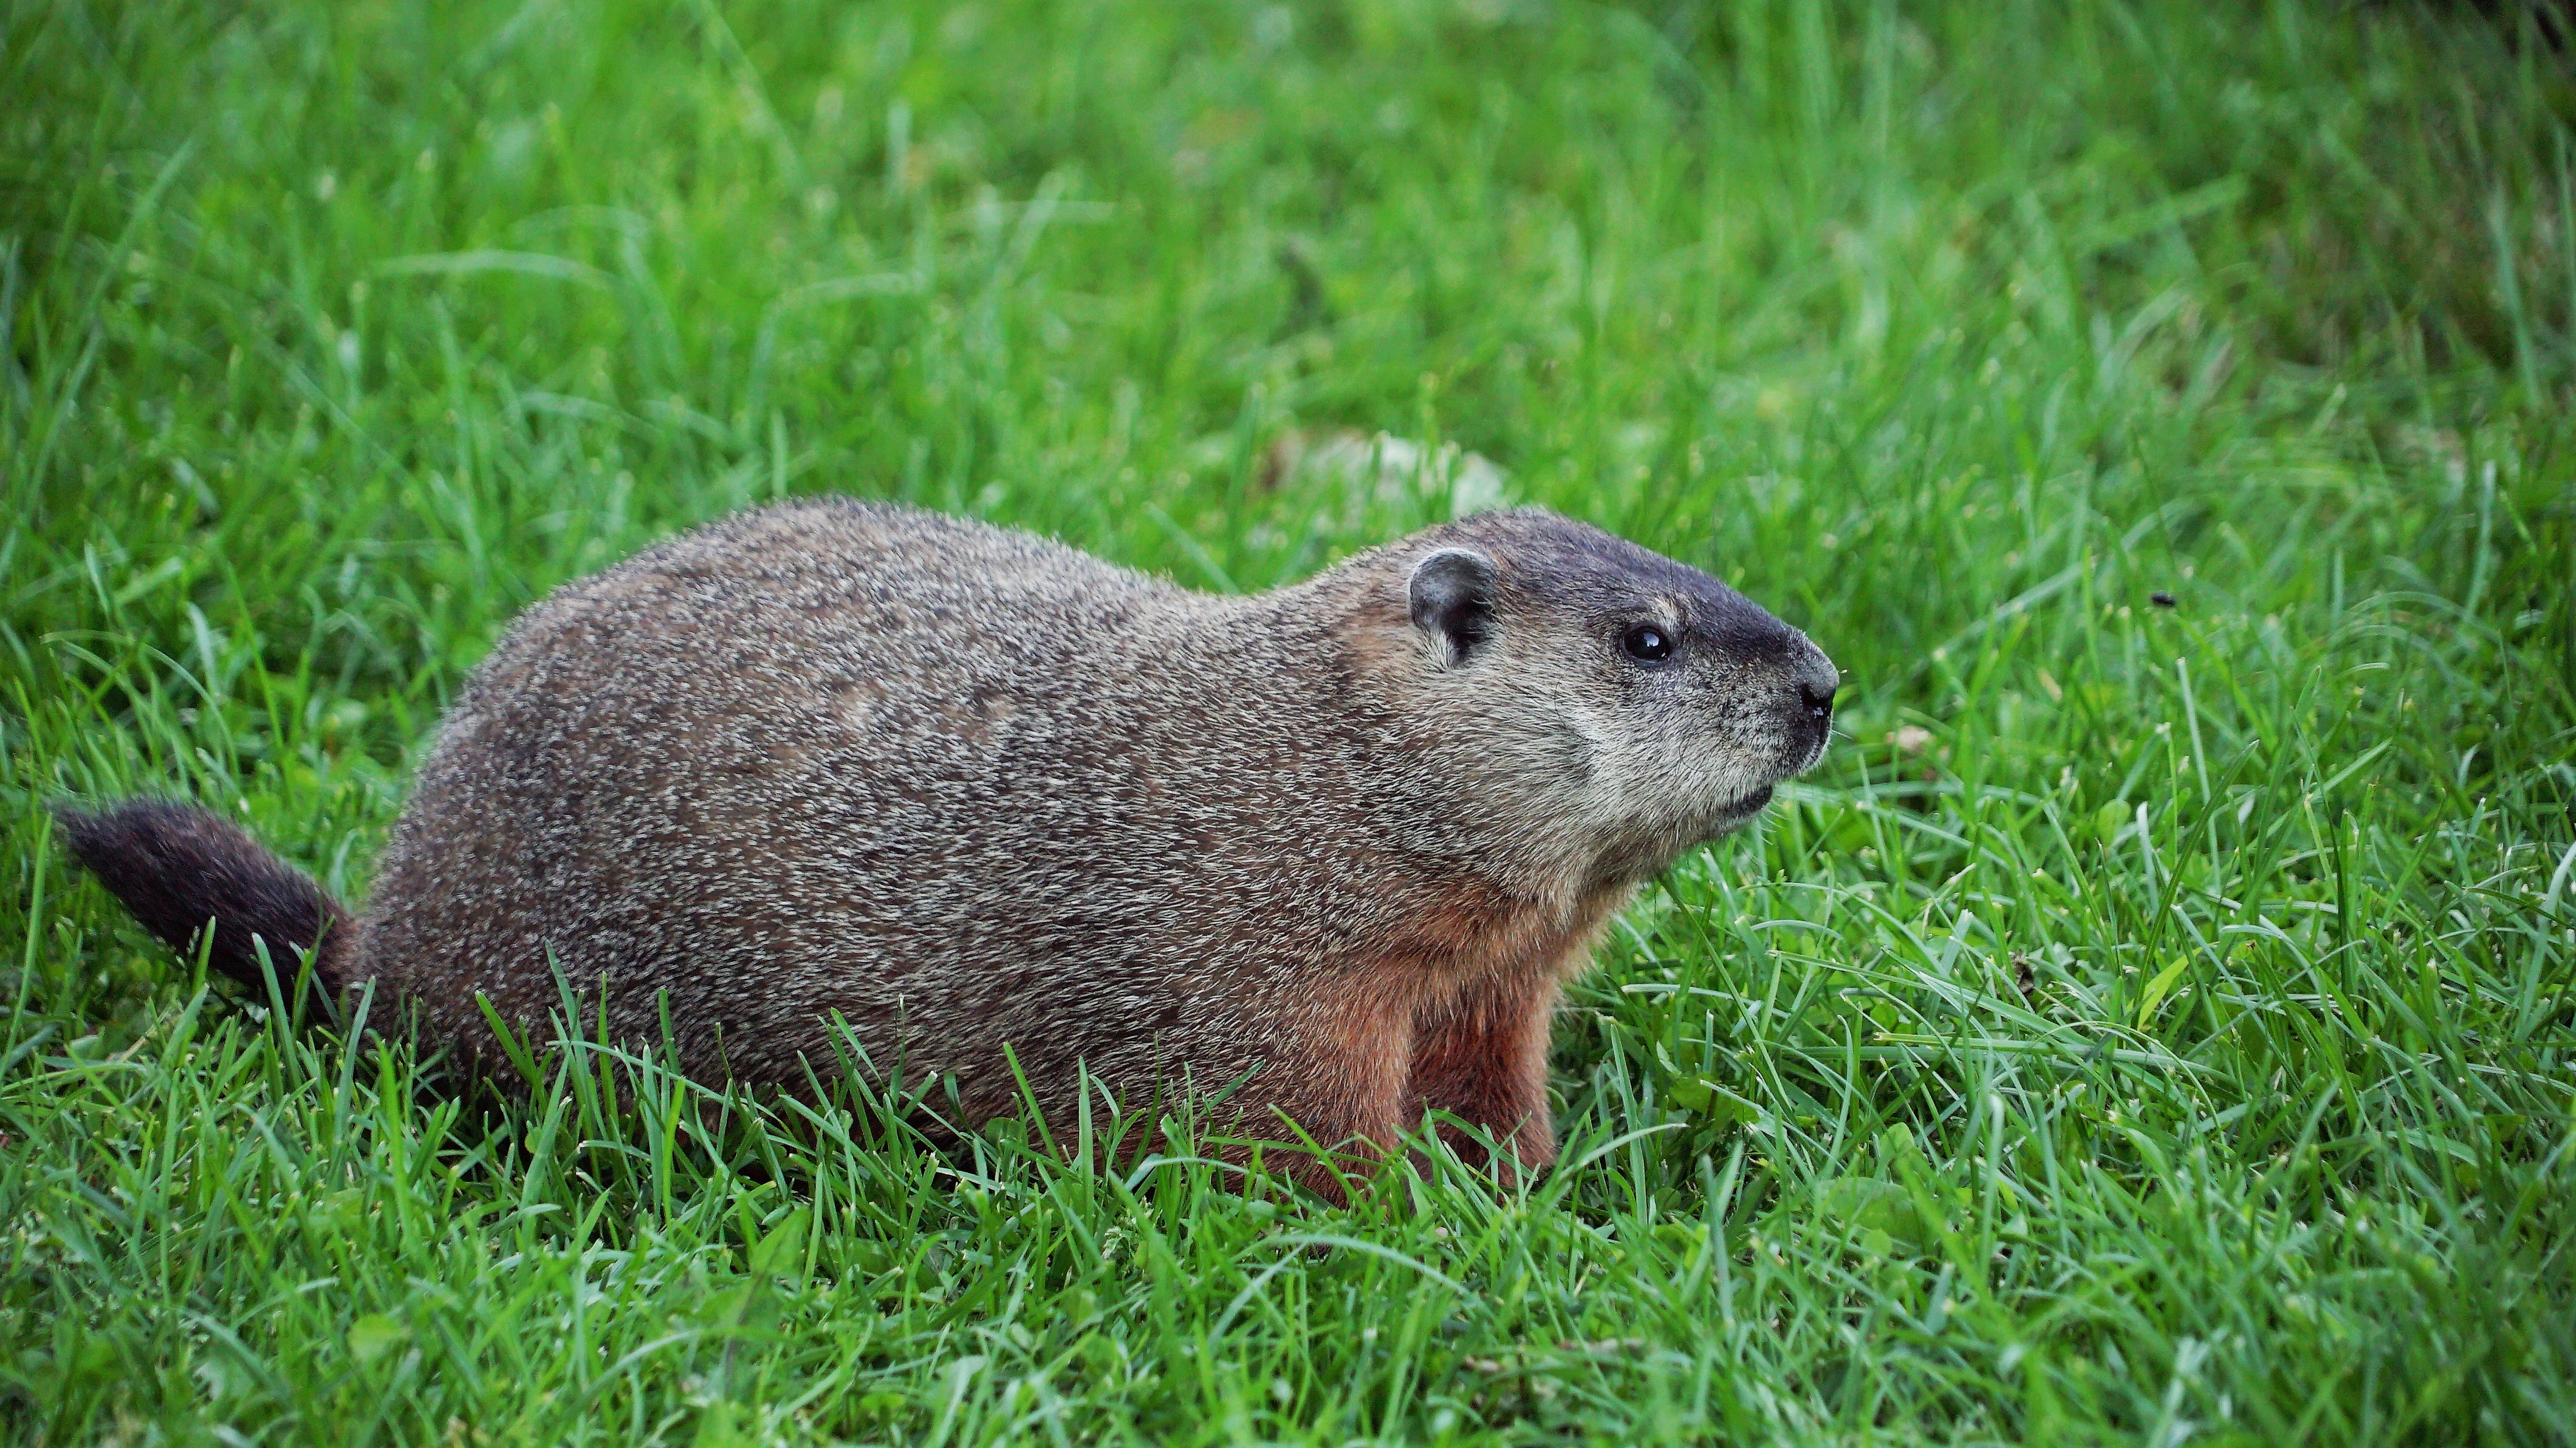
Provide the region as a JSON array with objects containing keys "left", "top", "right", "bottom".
[{"left": 55, "top": 799, "right": 354, "bottom": 1014}]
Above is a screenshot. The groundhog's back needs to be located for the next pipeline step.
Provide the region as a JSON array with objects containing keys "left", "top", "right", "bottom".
[{"left": 357, "top": 500, "right": 1366, "bottom": 1099}]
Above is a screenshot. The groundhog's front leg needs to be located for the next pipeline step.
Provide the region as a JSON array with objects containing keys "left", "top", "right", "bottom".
[
  {"left": 1201, "top": 1002, "right": 1413, "bottom": 1200},
  {"left": 1407, "top": 984, "right": 1560, "bottom": 1178}
]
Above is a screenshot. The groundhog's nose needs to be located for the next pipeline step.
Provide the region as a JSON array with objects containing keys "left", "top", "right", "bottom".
[
  {"left": 1789, "top": 642, "right": 1839, "bottom": 765},
  {"left": 1798, "top": 678, "right": 1835, "bottom": 726},
  {"left": 1797, "top": 646, "right": 1838, "bottom": 719}
]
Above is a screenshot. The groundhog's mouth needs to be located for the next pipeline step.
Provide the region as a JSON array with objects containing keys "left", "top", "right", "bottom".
[{"left": 1714, "top": 783, "right": 1775, "bottom": 821}]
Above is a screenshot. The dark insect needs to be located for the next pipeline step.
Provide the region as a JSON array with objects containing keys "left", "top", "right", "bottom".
[{"left": 2150, "top": 591, "right": 2177, "bottom": 609}]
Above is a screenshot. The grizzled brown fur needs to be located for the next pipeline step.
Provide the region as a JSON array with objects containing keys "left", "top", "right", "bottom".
[{"left": 63, "top": 500, "right": 1836, "bottom": 1186}]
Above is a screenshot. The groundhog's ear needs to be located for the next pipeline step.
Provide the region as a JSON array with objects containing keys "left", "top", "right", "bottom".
[{"left": 1407, "top": 547, "right": 1496, "bottom": 666}]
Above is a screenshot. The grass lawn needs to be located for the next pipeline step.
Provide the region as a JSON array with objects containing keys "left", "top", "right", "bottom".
[{"left": 7, "top": 0, "right": 2576, "bottom": 1441}]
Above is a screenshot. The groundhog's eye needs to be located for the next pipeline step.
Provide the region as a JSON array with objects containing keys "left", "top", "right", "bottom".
[{"left": 1622, "top": 624, "right": 1674, "bottom": 663}]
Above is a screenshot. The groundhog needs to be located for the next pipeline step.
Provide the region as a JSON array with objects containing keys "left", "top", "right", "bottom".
[{"left": 61, "top": 500, "right": 1836, "bottom": 1186}]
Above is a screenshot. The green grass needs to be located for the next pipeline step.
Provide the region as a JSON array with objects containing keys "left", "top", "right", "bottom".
[{"left": 7, "top": 0, "right": 2576, "bottom": 1441}]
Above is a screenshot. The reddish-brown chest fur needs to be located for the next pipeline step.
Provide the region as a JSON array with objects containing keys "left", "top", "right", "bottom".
[{"left": 1291, "top": 875, "right": 1629, "bottom": 1183}]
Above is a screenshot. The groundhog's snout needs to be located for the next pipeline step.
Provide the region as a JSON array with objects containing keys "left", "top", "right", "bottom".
[{"left": 1690, "top": 587, "right": 1838, "bottom": 780}]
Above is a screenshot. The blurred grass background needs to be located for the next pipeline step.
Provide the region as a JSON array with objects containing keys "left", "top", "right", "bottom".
[{"left": 5, "top": 0, "right": 2575, "bottom": 1442}]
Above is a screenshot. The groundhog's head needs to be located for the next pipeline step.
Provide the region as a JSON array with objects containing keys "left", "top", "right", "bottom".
[{"left": 1361, "top": 508, "right": 1837, "bottom": 887}]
